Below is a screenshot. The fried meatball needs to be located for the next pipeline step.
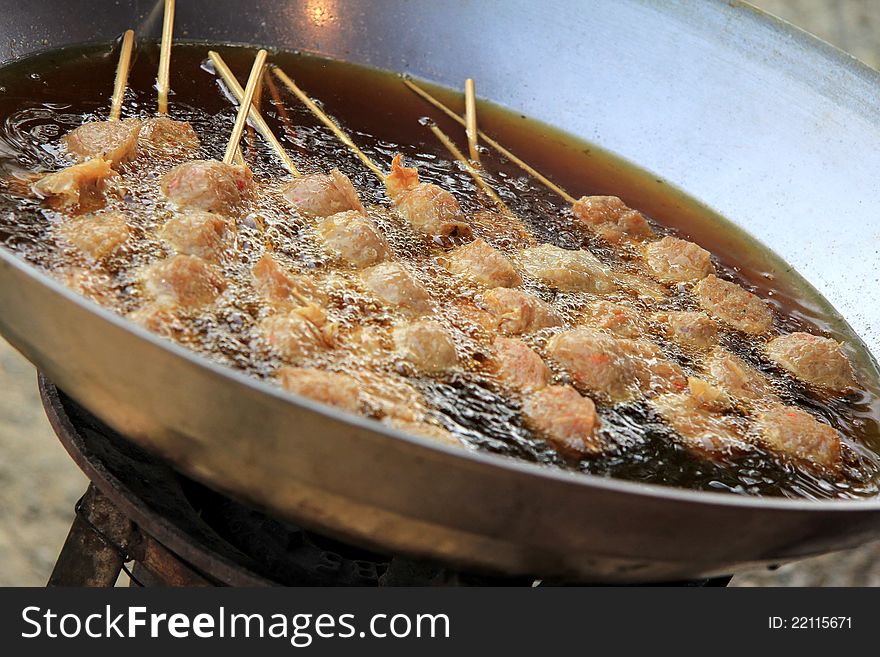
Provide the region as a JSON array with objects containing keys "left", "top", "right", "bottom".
[
  {"left": 161, "top": 160, "right": 253, "bottom": 213},
  {"left": 395, "top": 183, "right": 471, "bottom": 238},
  {"left": 393, "top": 320, "right": 458, "bottom": 373},
  {"left": 276, "top": 366, "right": 361, "bottom": 414},
  {"left": 360, "top": 262, "right": 432, "bottom": 316},
  {"left": 619, "top": 338, "right": 688, "bottom": 396},
  {"left": 159, "top": 210, "right": 228, "bottom": 262},
  {"left": 653, "top": 310, "right": 719, "bottom": 351},
  {"left": 385, "top": 154, "right": 470, "bottom": 238},
  {"left": 694, "top": 274, "right": 773, "bottom": 335},
  {"left": 582, "top": 300, "right": 642, "bottom": 338},
  {"left": 547, "top": 328, "right": 640, "bottom": 401},
  {"left": 571, "top": 195, "right": 654, "bottom": 243},
  {"left": 522, "top": 385, "right": 602, "bottom": 456},
  {"left": 59, "top": 211, "right": 129, "bottom": 261},
  {"left": 281, "top": 169, "right": 364, "bottom": 218},
  {"left": 142, "top": 254, "right": 225, "bottom": 309},
  {"left": 138, "top": 116, "right": 200, "bottom": 155},
  {"left": 756, "top": 405, "right": 842, "bottom": 468},
  {"left": 480, "top": 288, "right": 562, "bottom": 335},
  {"left": 260, "top": 304, "right": 337, "bottom": 361},
  {"left": 252, "top": 254, "right": 320, "bottom": 307},
  {"left": 63, "top": 118, "right": 141, "bottom": 167},
  {"left": 643, "top": 236, "right": 715, "bottom": 283},
  {"left": 766, "top": 332, "right": 857, "bottom": 392},
  {"left": 493, "top": 337, "right": 552, "bottom": 393},
  {"left": 651, "top": 392, "right": 749, "bottom": 460},
  {"left": 520, "top": 243, "right": 616, "bottom": 293},
  {"left": 445, "top": 238, "right": 522, "bottom": 288},
  {"left": 704, "top": 348, "right": 778, "bottom": 406},
  {"left": 316, "top": 210, "right": 390, "bottom": 268},
  {"left": 32, "top": 158, "right": 116, "bottom": 209},
  {"left": 388, "top": 419, "right": 462, "bottom": 447}
]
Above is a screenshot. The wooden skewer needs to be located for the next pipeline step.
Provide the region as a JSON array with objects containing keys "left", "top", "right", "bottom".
[
  {"left": 403, "top": 78, "right": 577, "bottom": 204},
  {"left": 265, "top": 70, "right": 296, "bottom": 138},
  {"left": 429, "top": 123, "right": 510, "bottom": 215},
  {"left": 223, "top": 50, "right": 268, "bottom": 165},
  {"left": 464, "top": 78, "right": 480, "bottom": 163},
  {"left": 233, "top": 145, "right": 247, "bottom": 167},
  {"left": 156, "top": 0, "right": 175, "bottom": 114},
  {"left": 209, "top": 51, "right": 300, "bottom": 175},
  {"left": 273, "top": 67, "right": 386, "bottom": 181},
  {"left": 109, "top": 29, "right": 135, "bottom": 121}
]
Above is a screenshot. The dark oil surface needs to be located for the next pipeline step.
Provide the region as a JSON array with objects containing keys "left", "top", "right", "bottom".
[{"left": 0, "top": 40, "right": 878, "bottom": 500}]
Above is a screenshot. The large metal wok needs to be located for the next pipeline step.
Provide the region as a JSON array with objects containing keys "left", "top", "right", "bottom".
[{"left": 1, "top": 0, "right": 880, "bottom": 582}]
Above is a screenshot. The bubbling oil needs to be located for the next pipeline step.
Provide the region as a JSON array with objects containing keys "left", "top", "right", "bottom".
[{"left": 0, "top": 41, "right": 878, "bottom": 500}]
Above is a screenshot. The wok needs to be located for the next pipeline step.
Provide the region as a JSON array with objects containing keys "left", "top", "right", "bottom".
[{"left": 1, "top": 0, "right": 880, "bottom": 582}]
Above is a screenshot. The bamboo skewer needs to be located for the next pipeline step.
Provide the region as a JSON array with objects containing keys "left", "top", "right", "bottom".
[
  {"left": 265, "top": 70, "right": 296, "bottom": 138},
  {"left": 273, "top": 67, "right": 386, "bottom": 181},
  {"left": 156, "top": 0, "right": 175, "bottom": 114},
  {"left": 403, "top": 78, "right": 577, "bottom": 204},
  {"left": 209, "top": 51, "right": 300, "bottom": 175},
  {"left": 464, "top": 78, "right": 480, "bottom": 163},
  {"left": 109, "top": 29, "right": 135, "bottom": 121},
  {"left": 222, "top": 50, "right": 268, "bottom": 166},
  {"left": 428, "top": 123, "right": 509, "bottom": 215}
]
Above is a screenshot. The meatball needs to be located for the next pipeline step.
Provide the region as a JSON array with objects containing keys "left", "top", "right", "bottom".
[
  {"left": 360, "top": 262, "right": 432, "bottom": 316},
  {"left": 316, "top": 211, "right": 390, "bottom": 268},
  {"left": 63, "top": 118, "right": 141, "bottom": 167},
  {"left": 493, "top": 337, "right": 551, "bottom": 393},
  {"left": 613, "top": 271, "right": 669, "bottom": 301},
  {"left": 252, "top": 254, "right": 320, "bottom": 307},
  {"left": 281, "top": 169, "right": 364, "bottom": 218},
  {"left": 651, "top": 392, "right": 749, "bottom": 460},
  {"left": 260, "top": 304, "right": 337, "bottom": 361},
  {"left": 444, "top": 238, "right": 522, "bottom": 288},
  {"left": 138, "top": 116, "right": 200, "bottom": 155},
  {"left": 59, "top": 211, "right": 129, "bottom": 261},
  {"left": 393, "top": 320, "right": 458, "bottom": 373},
  {"left": 142, "top": 254, "right": 225, "bottom": 309},
  {"left": 571, "top": 195, "right": 654, "bottom": 243},
  {"left": 582, "top": 300, "right": 642, "bottom": 337},
  {"left": 704, "top": 348, "right": 778, "bottom": 406},
  {"left": 520, "top": 243, "right": 616, "bottom": 293},
  {"left": 389, "top": 419, "right": 462, "bottom": 448},
  {"left": 619, "top": 338, "right": 688, "bottom": 396},
  {"left": 159, "top": 210, "right": 228, "bottom": 262},
  {"left": 32, "top": 158, "right": 116, "bottom": 209},
  {"left": 395, "top": 183, "right": 471, "bottom": 239},
  {"left": 161, "top": 160, "right": 253, "bottom": 214},
  {"left": 276, "top": 366, "right": 361, "bottom": 414},
  {"left": 522, "top": 385, "right": 602, "bottom": 456},
  {"left": 694, "top": 275, "right": 773, "bottom": 335},
  {"left": 756, "top": 405, "right": 842, "bottom": 467},
  {"left": 480, "top": 288, "right": 562, "bottom": 335},
  {"left": 127, "top": 302, "right": 181, "bottom": 338},
  {"left": 384, "top": 153, "right": 421, "bottom": 200},
  {"left": 386, "top": 154, "right": 470, "bottom": 238},
  {"left": 766, "top": 332, "right": 857, "bottom": 392},
  {"left": 653, "top": 310, "right": 719, "bottom": 351},
  {"left": 470, "top": 209, "right": 535, "bottom": 249},
  {"left": 547, "top": 328, "right": 640, "bottom": 401},
  {"left": 642, "top": 236, "right": 714, "bottom": 283},
  {"left": 63, "top": 267, "right": 115, "bottom": 305}
]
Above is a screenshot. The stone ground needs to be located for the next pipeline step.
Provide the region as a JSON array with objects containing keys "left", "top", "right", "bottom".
[{"left": 0, "top": 1, "right": 878, "bottom": 586}]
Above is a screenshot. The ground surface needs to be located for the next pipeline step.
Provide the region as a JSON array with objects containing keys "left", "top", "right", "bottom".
[{"left": 0, "top": 1, "right": 878, "bottom": 586}]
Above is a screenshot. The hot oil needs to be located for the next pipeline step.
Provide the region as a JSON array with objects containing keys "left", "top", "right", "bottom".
[{"left": 0, "top": 41, "right": 878, "bottom": 500}]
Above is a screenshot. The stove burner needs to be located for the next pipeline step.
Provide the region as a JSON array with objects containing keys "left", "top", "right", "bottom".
[{"left": 40, "top": 375, "right": 730, "bottom": 587}]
